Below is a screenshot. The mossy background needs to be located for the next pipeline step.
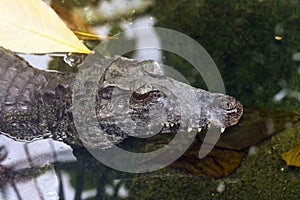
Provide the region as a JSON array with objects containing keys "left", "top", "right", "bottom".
[
  {"left": 144, "top": 1, "right": 300, "bottom": 198},
  {"left": 65, "top": 123, "right": 300, "bottom": 200},
  {"left": 151, "top": 0, "right": 300, "bottom": 112}
]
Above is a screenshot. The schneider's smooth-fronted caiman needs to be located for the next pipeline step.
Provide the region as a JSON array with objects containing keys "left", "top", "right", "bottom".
[{"left": 0, "top": 47, "right": 243, "bottom": 149}]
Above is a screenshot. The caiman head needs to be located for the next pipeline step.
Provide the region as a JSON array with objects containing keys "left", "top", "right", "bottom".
[{"left": 95, "top": 57, "right": 243, "bottom": 138}]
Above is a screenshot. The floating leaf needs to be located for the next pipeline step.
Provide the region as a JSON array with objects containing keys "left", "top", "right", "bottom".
[
  {"left": 281, "top": 140, "right": 300, "bottom": 167},
  {"left": 0, "top": 0, "right": 91, "bottom": 54},
  {"left": 50, "top": 1, "right": 93, "bottom": 34}
]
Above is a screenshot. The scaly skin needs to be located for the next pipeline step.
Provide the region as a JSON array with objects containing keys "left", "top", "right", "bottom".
[{"left": 0, "top": 48, "right": 243, "bottom": 149}]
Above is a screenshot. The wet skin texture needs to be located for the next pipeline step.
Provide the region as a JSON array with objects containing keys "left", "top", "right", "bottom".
[{"left": 0, "top": 48, "right": 243, "bottom": 149}]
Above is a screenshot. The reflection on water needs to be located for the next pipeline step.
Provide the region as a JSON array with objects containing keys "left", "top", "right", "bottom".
[
  {"left": 0, "top": 136, "right": 131, "bottom": 199},
  {"left": 0, "top": 135, "right": 74, "bottom": 199}
]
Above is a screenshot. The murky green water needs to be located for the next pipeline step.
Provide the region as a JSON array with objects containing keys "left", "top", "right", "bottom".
[{"left": 1, "top": 0, "right": 300, "bottom": 199}]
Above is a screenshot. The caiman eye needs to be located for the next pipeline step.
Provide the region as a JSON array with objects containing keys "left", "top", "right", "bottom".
[{"left": 131, "top": 91, "right": 150, "bottom": 101}]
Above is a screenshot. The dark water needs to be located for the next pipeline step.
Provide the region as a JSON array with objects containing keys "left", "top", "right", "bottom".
[{"left": 1, "top": 0, "right": 300, "bottom": 199}]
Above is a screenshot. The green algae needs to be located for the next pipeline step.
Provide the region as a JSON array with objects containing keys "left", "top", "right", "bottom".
[
  {"left": 150, "top": 0, "right": 300, "bottom": 112},
  {"left": 122, "top": 123, "right": 300, "bottom": 200}
]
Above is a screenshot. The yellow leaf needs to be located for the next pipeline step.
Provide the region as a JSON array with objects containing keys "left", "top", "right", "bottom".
[
  {"left": 281, "top": 140, "right": 300, "bottom": 167},
  {"left": 0, "top": 0, "right": 91, "bottom": 54}
]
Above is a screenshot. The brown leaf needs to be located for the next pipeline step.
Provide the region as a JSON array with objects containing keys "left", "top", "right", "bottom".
[
  {"left": 210, "top": 107, "right": 300, "bottom": 150},
  {"left": 50, "top": 2, "right": 113, "bottom": 41},
  {"left": 50, "top": 2, "right": 91, "bottom": 32},
  {"left": 50, "top": 2, "right": 94, "bottom": 38},
  {"left": 171, "top": 139, "right": 245, "bottom": 178}
]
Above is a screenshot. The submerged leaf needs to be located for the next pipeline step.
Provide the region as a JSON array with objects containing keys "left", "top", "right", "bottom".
[
  {"left": 50, "top": 1, "right": 93, "bottom": 34},
  {"left": 281, "top": 140, "right": 300, "bottom": 167},
  {"left": 171, "top": 139, "right": 245, "bottom": 178},
  {"left": 210, "top": 107, "right": 300, "bottom": 150},
  {"left": 51, "top": 2, "right": 97, "bottom": 40},
  {"left": 50, "top": 2, "right": 116, "bottom": 41},
  {"left": 0, "top": 0, "right": 91, "bottom": 54}
]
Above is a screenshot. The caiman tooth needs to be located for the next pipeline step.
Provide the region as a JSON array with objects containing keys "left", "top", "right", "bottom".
[
  {"left": 221, "top": 127, "right": 225, "bottom": 133},
  {"left": 187, "top": 127, "right": 193, "bottom": 133},
  {"left": 207, "top": 122, "right": 211, "bottom": 128},
  {"left": 197, "top": 128, "right": 202, "bottom": 133},
  {"left": 170, "top": 123, "right": 174, "bottom": 127}
]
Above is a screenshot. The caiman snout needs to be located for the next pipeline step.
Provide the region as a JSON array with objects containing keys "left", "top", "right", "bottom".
[{"left": 224, "top": 97, "right": 243, "bottom": 127}]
